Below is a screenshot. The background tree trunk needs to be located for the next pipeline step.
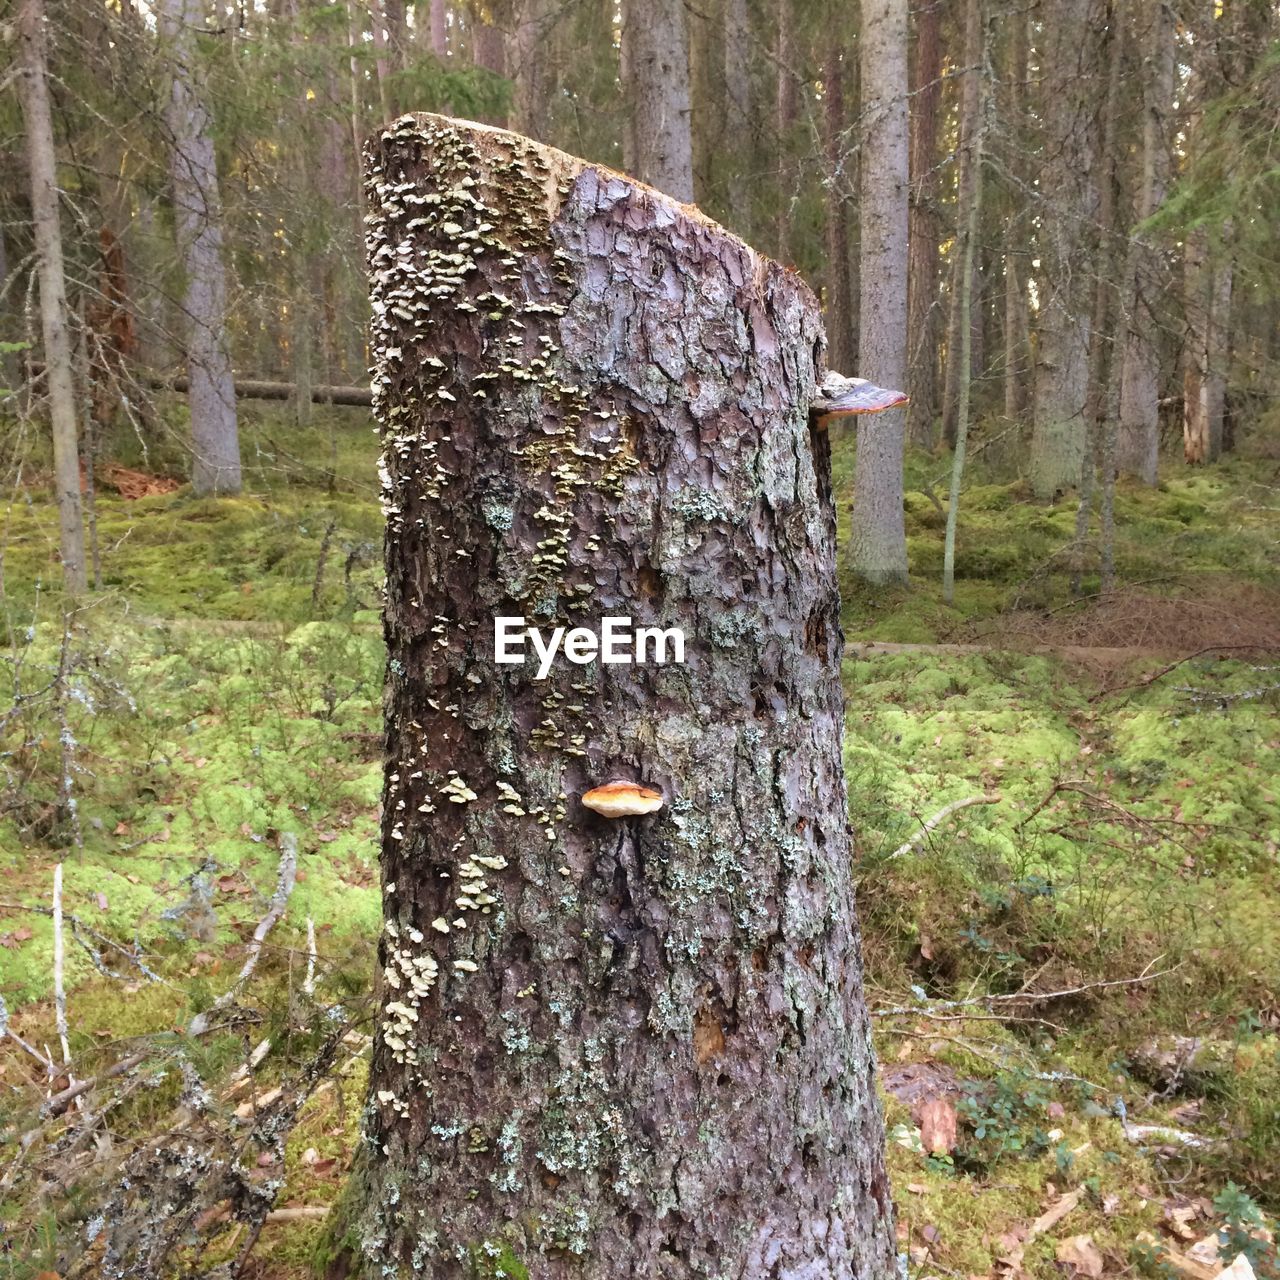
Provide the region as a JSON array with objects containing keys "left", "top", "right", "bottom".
[
  {"left": 907, "top": 0, "right": 944, "bottom": 449},
  {"left": 620, "top": 0, "right": 695, "bottom": 202},
  {"left": 1117, "top": 0, "right": 1174, "bottom": 484},
  {"left": 824, "top": 47, "right": 856, "bottom": 374},
  {"left": 358, "top": 112, "right": 895, "bottom": 1278},
  {"left": 942, "top": 0, "right": 982, "bottom": 448},
  {"left": 774, "top": 0, "right": 798, "bottom": 262},
  {"left": 851, "top": 0, "right": 910, "bottom": 583},
  {"left": 16, "top": 0, "right": 86, "bottom": 593},
  {"left": 159, "top": 0, "right": 242, "bottom": 496},
  {"left": 509, "top": 0, "right": 551, "bottom": 140},
  {"left": 1030, "top": 0, "right": 1099, "bottom": 499},
  {"left": 1001, "top": 6, "right": 1030, "bottom": 423}
]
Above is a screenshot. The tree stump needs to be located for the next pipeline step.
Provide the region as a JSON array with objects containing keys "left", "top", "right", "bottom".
[{"left": 360, "top": 112, "right": 895, "bottom": 1278}]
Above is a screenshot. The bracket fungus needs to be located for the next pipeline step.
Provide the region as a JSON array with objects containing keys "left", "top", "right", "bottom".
[
  {"left": 808, "top": 370, "right": 908, "bottom": 425},
  {"left": 580, "top": 780, "right": 664, "bottom": 819}
]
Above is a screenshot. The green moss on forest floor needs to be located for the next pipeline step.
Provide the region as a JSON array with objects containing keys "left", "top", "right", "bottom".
[{"left": 1, "top": 418, "right": 1277, "bottom": 1277}]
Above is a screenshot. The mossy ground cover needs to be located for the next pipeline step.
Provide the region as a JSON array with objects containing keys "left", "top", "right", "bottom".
[{"left": 1, "top": 414, "right": 1277, "bottom": 1276}]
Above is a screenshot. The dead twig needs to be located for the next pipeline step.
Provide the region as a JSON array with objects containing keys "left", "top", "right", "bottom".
[
  {"left": 188, "top": 832, "right": 298, "bottom": 1036},
  {"left": 886, "top": 792, "right": 1001, "bottom": 859}
]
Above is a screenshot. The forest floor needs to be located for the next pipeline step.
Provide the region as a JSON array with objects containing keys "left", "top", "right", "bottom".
[{"left": 1, "top": 411, "right": 1277, "bottom": 1279}]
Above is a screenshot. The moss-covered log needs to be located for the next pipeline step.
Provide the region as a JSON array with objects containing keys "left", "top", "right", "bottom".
[{"left": 360, "top": 111, "right": 895, "bottom": 1278}]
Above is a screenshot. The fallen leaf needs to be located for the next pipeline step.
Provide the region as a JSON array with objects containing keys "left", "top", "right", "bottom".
[
  {"left": 256, "top": 1151, "right": 277, "bottom": 1167},
  {"left": 114, "top": 821, "right": 129, "bottom": 835},
  {"left": 920, "top": 1224, "right": 941, "bottom": 1245},
  {"left": 1165, "top": 1205, "right": 1199, "bottom": 1241},
  {"left": 914, "top": 1095, "right": 958, "bottom": 1155},
  {"left": 1056, "top": 1234, "right": 1104, "bottom": 1277},
  {"left": 906, "top": 1182, "right": 928, "bottom": 1194},
  {"left": 1213, "top": 1255, "right": 1256, "bottom": 1280},
  {"left": 1027, "top": 1188, "right": 1083, "bottom": 1240},
  {"left": 95, "top": 892, "right": 109, "bottom": 911},
  {"left": 1101, "top": 1194, "right": 1121, "bottom": 1215},
  {"left": 1047, "top": 1101, "right": 1066, "bottom": 1118},
  {"left": 13, "top": 926, "right": 33, "bottom": 943}
]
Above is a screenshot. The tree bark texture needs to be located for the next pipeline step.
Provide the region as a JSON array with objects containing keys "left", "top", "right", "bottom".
[
  {"left": 359, "top": 112, "right": 896, "bottom": 1279},
  {"left": 16, "top": 0, "right": 87, "bottom": 593},
  {"left": 1117, "top": 0, "right": 1174, "bottom": 484},
  {"left": 1030, "top": 0, "right": 1099, "bottom": 499},
  {"left": 620, "top": 0, "right": 695, "bottom": 203},
  {"left": 907, "top": 0, "right": 944, "bottom": 449},
  {"left": 159, "top": 0, "right": 242, "bottom": 495},
  {"left": 852, "top": 0, "right": 910, "bottom": 584}
]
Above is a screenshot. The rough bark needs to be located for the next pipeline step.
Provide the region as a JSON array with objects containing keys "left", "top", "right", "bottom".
[
  {"left": 1116, "top": 0, "right": 1174, "bottom": 484},
  {"left": 621, "top": 0, "right": 695, "bottom": 203},
  {"left": 824, "top": 47, "right": 856, "bottom": 375},
  {"left": 159, "top": 0, "right": 242, "bottom": 495},
  {"left": 16, "top": 0, "right": 87, "bottom": 593},
  {"left": 359, "top": 112, "right": 895, "bottom": 1279},
  {"left": 1030, "top": 0, "right": 1099, "bottom": 499},
  {"left": 907, "top": 0, "right": 944, "bottom": 448},
  {"left": 851, "top": 0, "right": 910, "bottom": 583}
]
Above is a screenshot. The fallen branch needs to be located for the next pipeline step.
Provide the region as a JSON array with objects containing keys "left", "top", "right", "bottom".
[
  {"left": 1090, "top": 643, "right": 1280, "bottom": 702},
  {"left": 189, "top": 833, "right": 299, "bottom": 1037},
  {"left": 874, "top": 963, "right": 1176, "bottom": 1020},
  {"left": 0, "top": 992, "right": 59, "bottom": 1077},
  {"left": 142, "top": 373, "right": 372, "bottom": 407},
  {"left": 886, "top": 793, "right": 1001, "bottom": 859},
  {"left": 40, "top": 1049, "right": 149, "bottom": 1118}
]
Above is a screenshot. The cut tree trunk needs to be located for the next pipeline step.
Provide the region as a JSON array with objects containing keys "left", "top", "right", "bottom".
[
  {"left": 159, "top": 0, "right": 242, "bottom": 495},
  {"left": 357, "top": 112, "right": 896, "bottom": 1278},
  {"left": 852, "top": 0, "right": 910, "bottom": 584},
  {"left": 16, "top": 0, "right": 87, "bottom": 593}
]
